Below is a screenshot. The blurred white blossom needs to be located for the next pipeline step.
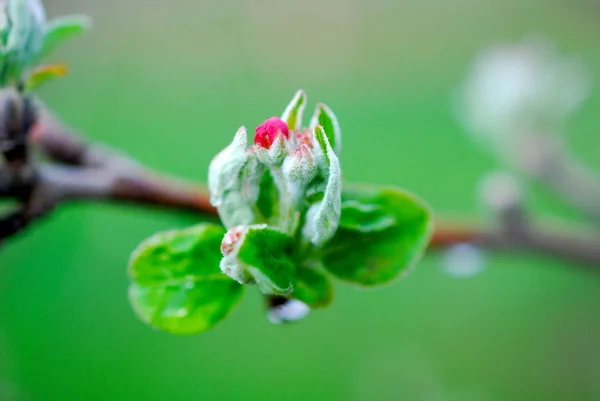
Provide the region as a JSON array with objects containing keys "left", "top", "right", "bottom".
[
  {"left": 479, "top": 170, "right": 523, "bottom": 212},
  {"left": 459, "top": 36, "right": 591, "bottom": 155}
]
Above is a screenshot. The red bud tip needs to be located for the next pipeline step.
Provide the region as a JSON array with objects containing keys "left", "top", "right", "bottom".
[{"left": 254, "top": 117, "right": 289, "bottom": 149}]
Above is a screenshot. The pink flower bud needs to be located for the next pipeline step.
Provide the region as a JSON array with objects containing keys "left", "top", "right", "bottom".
[
  {"left": 282, "top": 143, "right": 318, "bottom": 199},
  {"left": 220, "top": 226, "right": 254, "bottom": 285},
  {"left": 296, "top": 130, "right": 313, "bottom": 147},
  {"left": 254, "top": 117, "right": 290, "bottom": 149},
  {"left": 220, "top": 226, "right": 245, "bottom": 256}
]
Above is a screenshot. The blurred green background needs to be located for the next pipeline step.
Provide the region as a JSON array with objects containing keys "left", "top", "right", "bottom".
[{"left": 1, "top": 0, "right": 600, "bottom": 400}]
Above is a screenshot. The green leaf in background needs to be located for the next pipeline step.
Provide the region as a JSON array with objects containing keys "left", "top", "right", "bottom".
[
  {"left": 24, "top": 63, "right": 67, "bottom": 90},
  {"left": 290, "top": 266, "right": 334, "bottom": 309},
  {"left": 281, "top": 89, "right": 307, "bottom": 130},
  {"left": 235, "top": 225, "right": 295, "bottom": 295},
  {"left": 39, "top": 15, "right": 91, "bottom": 60},
  {"left": 322, "top": 184, "right": 433, "bottom": 286},
  {"left": 128, "top": 224, "right": 244, "bottom": 335},
  {"left": 310, "top": 103, "right": 341, "bottom": 155}
]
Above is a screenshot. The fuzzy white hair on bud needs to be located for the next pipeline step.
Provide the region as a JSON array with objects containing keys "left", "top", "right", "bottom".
[
  {"left": 219, "top": 226, "right": 254, "bottom": 284},
  {"left": 282, "top": 144, "right": 318, "bottom": 200},
  {"left": 255, "top": 135, "right": 288, "bottom": 166},
  {"left": 303, "top": 125, "right": 342, "bottom": 246},
  {"left": 309, "top": 103, "right": 342, "bottom": 156},
  {"left": 240, "top": 150, "right": 264, "bottom": 204},
  {"left": 208, "top": 127, "right": 255, "bottom": 229},
  {"left": 281, "top": 89, "right": 307, "bottom": 131}
]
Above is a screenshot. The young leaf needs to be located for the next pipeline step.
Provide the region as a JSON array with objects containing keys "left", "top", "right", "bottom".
[
  {"left": 128, "top": 224, "right": 244, "bottom": 335},
  {"left": 281, "top": 90, "right": 307, "bottom": 131},
  {"left": 230, "top": 225, "right": 296, "bottom": 295},
  {"left": 322, "top": 184, "right": 433, "bottom": 286},
  {"left": 39, "top": 15, "right": 91, "bottom": 60},
  {"left": 25, "top": 63, "right": 67, "bottom": 90},
  {"left": 310, "top": 103, "right": 341, "bottom": 155},
  {"left": 0, "top": 0, "right": 47, "bottom": 84},
  {"left": 290, "top": 266, "right": 334, "bottom": 309},
  {"left": 302, "top": 125, "right": 342, "bottom": 246}
]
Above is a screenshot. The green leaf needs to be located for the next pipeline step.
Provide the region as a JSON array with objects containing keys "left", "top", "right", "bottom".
[
  {"left": 310, "top": 103, "right": 341, "bottom": 155},
  {"left": 290, "top": 266, "right": 334, "bottom": 308},
  {"left": 25, "top": 63, "right": 67, "bottom": 91},
  {"left": 281, "top": 89, "right": 307, "bottom": 130},
  {"left": 39, "top": 15, "right": 91, "bottom": 60},
  {"left": 322, "top": 184, "right": 433, "bottom": 286},
  {"left": 235, "top": 225, "right": 295, "bottom": 295},
  {"left": 128, "top": 224, "right": 244, "bottom": 335},
  {"left": 338, "top": 200, "right": 395, "bottom": 233}
]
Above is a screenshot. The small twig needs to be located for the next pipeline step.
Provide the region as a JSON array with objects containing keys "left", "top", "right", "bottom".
[
  {"left": 433, "top": 203, "right": 600, "bottom": 267},
  {"left": 31, "top": 110, "right": 215, "bottom": 213}
]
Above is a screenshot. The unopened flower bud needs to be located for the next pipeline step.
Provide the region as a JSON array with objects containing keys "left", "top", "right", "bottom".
[
  {"left": 208, "top": 128, "right": 255, "bottom": 228},
  {"left": 254, "top": 117, "right": 289, "bottom": 149},
  {"left": 302, "top": 125, "right": 342, "bottom": 246},
  {"left": 219, "top": 226, "right": 254, "bottom": 285},
  {"left": 282, "top": 143, "right": 318, "bottom": 199},
  {"left": 254, "top": 117, "right": 291, "bottom": 166},
  {"left": 296, "top": 129, "right": 313, "bottom": 146},
  {"left": 255, "top": 136, "right": 287, "bottom": 166}
]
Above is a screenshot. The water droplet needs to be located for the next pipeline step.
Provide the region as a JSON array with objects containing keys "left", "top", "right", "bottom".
[
  {"left": 267, "top": 298, "right": 310, "bottom": 324},
  {"left": 442, "top": 243, "right": 487, "bottom": 278}
]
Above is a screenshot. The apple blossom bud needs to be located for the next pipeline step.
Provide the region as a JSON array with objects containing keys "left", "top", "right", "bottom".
[
  {"left": 254, "top": 117, "right": 289, "bottom": 149},
  {"left": 282, "top": 143, "right": 318, "bottom": 199},
  {"left": 219, "top": 226, "right": 254, "bottom": 285},
  {"left": 302, "top": 125, "right": 342, "bottom": 246},
  {"left": 254, "top": 117, "right": 292, "bottom": 166},
  {"left": 208, "top": 128, "right": 255, "bottom": 229}
]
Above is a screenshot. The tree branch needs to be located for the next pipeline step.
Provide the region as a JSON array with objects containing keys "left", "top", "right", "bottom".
[
  {"left": 1, "top": 98, "right": 599, "bottom": 269},
  {"left": 30, "top": 110, "right": 215, "bottom": 214}
]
